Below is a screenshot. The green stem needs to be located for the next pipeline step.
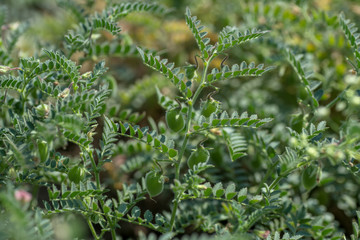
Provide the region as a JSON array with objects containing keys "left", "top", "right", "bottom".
[
  {"left": 255, "top": 159, "right": 279, "bottom": 195},
  {"left": 169, "top": 199, "right": 179, "bottom": 231},
  {"left": 86, "top": 149, "right": 103, "bottom": 239},
  {"left": 325, "top": 85, "right": 351, "bottom": 109},
  {"left": 169, "top": 57, "right": 213, "bottom": 231},
  {"left": 86, "top": 218, "right": 100, "bottom": 240},
  {"left": 88, "top": 149, "right": 117, "bottom": 239},
  {"left": 99, "top": 198, "right": 117, "bottom": 240},
  {"left": 268, "top": 174, "right": 283, "bottom": 191},
  {"left": 110, "top": 224, "right": 117, "bottom": 239},
  {"left": 20, "top": 72, "right": 32, "bottom": 114},
  {"left": 268, "top": 158, "right": 312, "bottom": 191},
  {"left": 88, "top": 149, "right": 101, "bottom": 189}
]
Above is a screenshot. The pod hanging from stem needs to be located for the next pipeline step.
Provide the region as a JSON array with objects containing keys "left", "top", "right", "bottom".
[
  {"left": 187, "top": 139, "right": 210, "bottom": 170},
  {"left": 201, "top": 90, "right": 220, "bottom": 118},
  {"left": 166, "top": 99, "right": 185, "bottom": 132}
]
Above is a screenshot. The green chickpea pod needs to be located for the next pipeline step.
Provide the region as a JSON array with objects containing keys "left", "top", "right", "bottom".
[
  {"left": 301, "top": 165, "right": 321, "bottom": 190},
  {"left": 187, "top": 145, "right": 210, "bottom": 170},
  {"left": 145, "top": 171, "right": 164, "bottom": 197},
  {"left": 166, "top": 107, "right": 185, "bottom": 132}
]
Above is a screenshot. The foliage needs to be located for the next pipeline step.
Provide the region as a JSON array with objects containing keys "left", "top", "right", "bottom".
[{"left": 1, "top": 0, "right": 360, "bottom": 239}]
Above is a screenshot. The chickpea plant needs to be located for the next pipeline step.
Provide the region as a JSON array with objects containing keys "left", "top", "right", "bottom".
[
  {"left": 0, "top": 2, "right": 274, "bottom": 237},
  {"left": 2, "top": 1, "right": 360, "bottom": 240},
  {"left": 134, "top": 7, "right": 274, "bottom": 234}
]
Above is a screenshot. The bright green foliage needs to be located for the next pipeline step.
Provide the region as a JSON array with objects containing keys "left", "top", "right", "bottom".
[
  {"left": 287, "top": 50, "right": 320, "bottom": 108},
  {"left": 215, "top": 26, "right": 270, "bottom": 56},
  {"left": 224, "top": 131, "right": 247, "bottom": 161},
  {"left": 339, "top": 13, "right": 360, "bottom": 71},
  {"left": 185, "top": 7, "right": 213, "bottom": 59},
  {"left": 206, "top": 62, "right": 273, "bottom": 83},
  {"left": 1, "top": 0, "right": 360, "bottom": 239},
  {"left": 118, "top": 121, "right": 178, "bottom": 159},
  {"left": 194, "top": 111, "right": 272, "bottom": 133},
  {"left": 63, "top": 1, "right": 169, "bottom": 55},
  {"left": 137, "top": 47, "right": 193, "bottom": 98}
]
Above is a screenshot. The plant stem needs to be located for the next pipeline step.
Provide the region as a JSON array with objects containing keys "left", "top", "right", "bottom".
[
  {"left": 169, "top": 57, "right": 213, "bottom": 231},
  {"left": 88, "top": 149, "right": 101, "bottom": 189},
  {"left": 86, "top": 149, "right": 105, "bottom": 238},
  {"left": 100, "top": 198, "right": 117, "bottom": 240},
  {"left": 268, "top": 158, "right": 312, "bottom": 191},
  {"left": 88, "top": 149, "right": 117, "bottom": 239},
  {"left": 325, "top": 85, "right": 351, "bottom": 109},
  {"left": 255, "top": 159, "right": 279, "bottom": 195},
  {"left": 87, "top": 218, "right": 100, "bottom": 240},
  {"left": 111, "top": 223, "right": 116, "bottom": 239}
]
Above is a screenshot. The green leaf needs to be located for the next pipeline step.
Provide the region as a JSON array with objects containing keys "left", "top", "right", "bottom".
[
  {"left": 118, "top": 203, "right": 127, "bottom": 214},
  {"left": 185, "top": 7, "right": 212, "bottom": 58},
  {"left": 144, "top": 210, "right": 153, "bottom": 223},
  {"left": 339, "top": 13, "right": 360, "bottom": 69},
  {"left": 92, "top": 202, "right": 99, "bottom": 211},
  {"left": 44, "top": 201, "right": 51, "bottom": 211},
  {"left": 137, "top": 47, "right": 191, "bottom": 98},
  {"left": 216, "top": 26, "right": 269, "bottom": 55},
  {"left": 103, "top": 205, "right": 111, "bottom": 214},
  {"left": 212, "top": 182, "right": 224, "bottom": 197},
  {"left": 106, "top": 2, "right": 171, "bottom": 19},
  {"left": 224, "top": 131, "right": 247, "bottom": 161},
  {"left": 155, "top": 213, "right": 165, "bottom": 226},
  {"left": 194, "top": 110, "right": 272, "bottom": 131},
  {"left": 237, "top": 188, "right": 247, "bottom": 203},
  {"left": 0, "top": 75, "right": 24, "bottom": 91},
  {"left": 249, "top": 195, "right": 263, "bottom": 204},
  {"left": 203, "top": 185, "right": 212, "bottom": 197},
  {"left": 91, "top": 18, "right": 121, "bottom": 35},
  {"left": 287, "top": 50, "right": 319, "bottom": 108},
  {"left": 118, "top": 121, "right": 178, "bottom": 159},
  {"left": 207, "top": 63, "right": 273, "bottom": 83},
  {"left": 131, "top": 206, "right": 141, "bottom": 218},
  {"left": 43, "top": 49, "right": 80, "bottom": 86},
  {"left": 168, "top": 148, "right": 177, "bottom": 158},
  {"left": 225, "top": 183, "right": 237, "bottom": 200},
  {"left": 278, "top": 147, "right": 300, "bottom": 173}
]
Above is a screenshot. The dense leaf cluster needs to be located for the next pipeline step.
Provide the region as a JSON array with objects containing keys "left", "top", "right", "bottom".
[{"left": 1, "top": 0, "right": 360, "bottom": 240}]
